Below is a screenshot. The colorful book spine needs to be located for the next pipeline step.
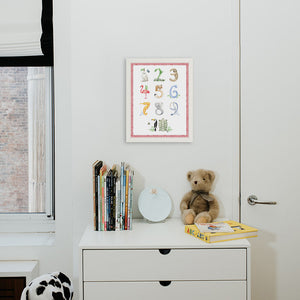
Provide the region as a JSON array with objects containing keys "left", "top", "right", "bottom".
[
  {"left": 104, "top": 174, "right": 107, "bottom": 231},
  {"left": 120, "top": 162, "right": 124, "bottom": 230},
  {"left": 115, "top": 178, "right": 121, "bottom": 231},
  {"left": 185, "top": 226, "right": 207, "bottom": 242},
  {"left": 110, "top": 171, "right": 116, "bottom": 231},
  {"left": 99, "top": 166, "right": 107, "bottom": 231},
  {"left": 92, "top": 160, "right": 102, "bottom": 231},
  {"left": 101, "top": 173, "right": 105, "bottom": 231},
  {"left": 128, "top": 170, "right": 134, "bottom": 230},
  {"left": 97, "top": 174, "right": 101, "bottom": 231},
  {"left": 92, "top": 161, "right": 98, "bottom": 231},
  {"left": 124, "top": 169, "right": 129, "bottom": 230},
  {"left": 122, "top": 167, "right": 126, "bottom": 230},
  {"left": 106, "top": 171, "right": 112, "bottom": 231},
  {"left": 127, "top": 173, "right": 131, "bottom": 230}
]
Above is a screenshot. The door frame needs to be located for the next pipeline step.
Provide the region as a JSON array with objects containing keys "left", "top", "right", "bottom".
[{"left": 231, "top": 0, "right": 241, "bottom": 222}]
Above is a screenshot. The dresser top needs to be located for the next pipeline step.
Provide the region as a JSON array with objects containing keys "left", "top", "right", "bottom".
[{"left": 79, "top": 218, "right": 250, "bottom": 249}]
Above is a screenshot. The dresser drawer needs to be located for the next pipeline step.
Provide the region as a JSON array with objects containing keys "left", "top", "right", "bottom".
[
  {"left": 83, "top": 248, "right": 246, "bottom": 281},
  {"left": 84, "top": 281, "right": 246, "bottom": 300}
]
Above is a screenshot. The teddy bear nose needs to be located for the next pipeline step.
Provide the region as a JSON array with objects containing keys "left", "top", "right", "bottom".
[{"left": 194, "top": 181, "right": 198, "bottom": 184}]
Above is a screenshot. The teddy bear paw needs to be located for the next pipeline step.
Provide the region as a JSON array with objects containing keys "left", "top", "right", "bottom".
[
  {"left": 184, "top": 213, "right": 195, "bottom": 225},
  {"left": 196, "top": 216, "right": 210, "bottom": 224},
  {"left": 182, "top": 209, "right": 196, "bottom": 225},
  {"left": 194, "top": 212, "right": 212, "bottom": 224}
]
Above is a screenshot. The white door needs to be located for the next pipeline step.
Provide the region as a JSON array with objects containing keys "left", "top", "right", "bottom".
[{"left": 241, "top": 0, "right": 300, "bottom": 299}]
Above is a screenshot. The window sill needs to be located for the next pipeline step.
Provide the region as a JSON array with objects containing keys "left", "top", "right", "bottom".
[
  {"left": 0, "top": 214, "right": 55, "bottom": 233},
  {"left": 0, "top": 232, "right": 55, "bottom": 247}
]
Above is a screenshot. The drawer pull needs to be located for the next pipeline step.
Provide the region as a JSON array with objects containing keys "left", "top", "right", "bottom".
[
  {"left": 159, "top": 249, "right": 171, "bottom": 255},
  {"left": 159, "top": 281, "right": 172, "bottom": 287}
]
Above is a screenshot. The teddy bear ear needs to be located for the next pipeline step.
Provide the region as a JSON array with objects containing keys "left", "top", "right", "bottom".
[
  {"left": 207, "top": 170, "right": 215, "bottom": 182},
  {"left": 187, "top": 171, "right": 193, "bottom": 181}
]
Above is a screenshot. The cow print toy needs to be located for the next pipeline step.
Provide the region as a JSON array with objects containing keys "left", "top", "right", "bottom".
[{"left": 21, "top": 272, "right": 73, "bottom": 300}]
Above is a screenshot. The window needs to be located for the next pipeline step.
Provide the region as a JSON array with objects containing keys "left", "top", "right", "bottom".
[
  {"left": 0, "top": 66, "right": 54, "bottom": 231},
  {"left": 0, "top": 0, "right": 54, "bottom": 232}
]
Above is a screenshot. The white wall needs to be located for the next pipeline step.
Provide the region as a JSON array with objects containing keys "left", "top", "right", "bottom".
[
  {"left": 71, "top": 0, "right": 239, "bottom": 296},
  {"left": 0, "top": 1, "right": 239, "bottom": 299}
]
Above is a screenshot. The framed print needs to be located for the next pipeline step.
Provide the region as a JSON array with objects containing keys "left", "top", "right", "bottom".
[{"left": 126, "top": 58, "right": 193, "bottom": 143}]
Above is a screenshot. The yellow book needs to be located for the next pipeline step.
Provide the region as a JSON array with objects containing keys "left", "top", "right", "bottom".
[{"left": 185, "top": 220, "right": 258, "bottom": 243}]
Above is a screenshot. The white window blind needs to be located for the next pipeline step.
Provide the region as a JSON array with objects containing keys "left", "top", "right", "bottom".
[{"left": 0, "top": 0, "right": 43, "bottom": 57}]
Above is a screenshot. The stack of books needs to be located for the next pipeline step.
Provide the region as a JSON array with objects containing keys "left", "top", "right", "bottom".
[
  {"left": 185, "top": 220, "right": 258, "bottom": 243},
  {"left": 92, "top": 161, "right": 134, "bottom": 231}
]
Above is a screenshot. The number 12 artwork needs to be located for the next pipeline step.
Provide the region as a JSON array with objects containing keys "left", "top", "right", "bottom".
[{"left": 126, "top": 58, "right": 193, "bottom": 143}]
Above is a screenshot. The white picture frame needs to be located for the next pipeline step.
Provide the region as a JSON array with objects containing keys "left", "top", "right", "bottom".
[{"left": 126, "top": 58, "right": 193, "bottom": 143}]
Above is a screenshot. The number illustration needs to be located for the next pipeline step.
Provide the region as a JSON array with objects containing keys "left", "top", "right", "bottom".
[
  {"left": 170, "top": 102, "right": 179, "bottom": 116},
  {"left": 154, "top": 68, "right": 165, "bottom": 81},
  {"left": 169, "top": 68, "right": 178, "bottom": 82},
  {"left": 140, "top": 102, "right": 151, "bottom": 115},
  {"left": 155, "top": 102, "right": 164, "bottom": 115},
  {"left": 140, "top": 68, "right": 149, "bottom": 82},
  {"left": 154, "top": 85, "right": 163, "bottom": 98},
  {"left": 169, "top": 85, "right": 179, "bottom": 99},
  {"left": 140, "top": 85, "right": 150, "bottom": 99}
]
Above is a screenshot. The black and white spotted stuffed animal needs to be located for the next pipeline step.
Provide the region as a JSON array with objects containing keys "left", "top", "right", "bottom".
[{"left": 20, "top": 272, "right": 73, "bottom": 300}]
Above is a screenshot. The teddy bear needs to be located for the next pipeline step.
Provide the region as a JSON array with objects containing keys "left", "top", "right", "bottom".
[{"left": 180, "top": 169, "right": 219, "bottom": 224}]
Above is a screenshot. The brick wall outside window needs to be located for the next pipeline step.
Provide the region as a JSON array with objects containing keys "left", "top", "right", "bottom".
[{"left": 0, "top": 67, "right": 29, "bottom": 212}]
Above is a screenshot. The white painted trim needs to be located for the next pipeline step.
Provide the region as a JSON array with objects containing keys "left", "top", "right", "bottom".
[
  {"left": 247, "top": 247, "right": 251, "bottom": 300},
  {"left": 231, "top": 0, "right": 241, "bottom": 221},
  {"left": 80, "top": 249, "right": 84, "bottom": 300},
  {"left": 0, "top": 261, "right": 39, "bottom": 285},
  {"left": 45, "top": 67, "right": 54, "bottom": 217},
  {"left": 0, "top": 214, "right": 55, "bottom": 233},
  {"left": 0, "top": 233, "right": 54, "bottom": 246}
]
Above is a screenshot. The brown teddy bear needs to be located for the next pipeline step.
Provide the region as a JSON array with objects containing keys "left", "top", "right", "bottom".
[{"left": 180, "top": 169, "right": 219, "bottom": 224}]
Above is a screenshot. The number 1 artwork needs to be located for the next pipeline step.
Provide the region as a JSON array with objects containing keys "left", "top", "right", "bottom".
[{"left": 126, "top": 58, "right": 193, "bottom": 143}]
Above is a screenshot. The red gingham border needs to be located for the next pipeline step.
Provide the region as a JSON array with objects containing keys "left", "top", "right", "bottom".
[{"left": 131, "top": 63, "right": 189, "bottom": 138}]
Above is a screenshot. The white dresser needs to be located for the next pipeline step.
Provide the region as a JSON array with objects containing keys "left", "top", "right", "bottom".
[{"left": 79, "top": 219, "right": 251, "bottom": 300}]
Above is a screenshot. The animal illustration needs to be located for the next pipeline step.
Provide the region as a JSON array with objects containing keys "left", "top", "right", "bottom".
[
  {"left": 151, "top": 118, "right": 158, "bottom": 131},
  {"left": 169, "top": 68, "right": 178, "bottom": 81},
  {"left": 154, "top": 85, "right": 163, "bottom": 98},
  {"left": 140, "top": 102, "right": 150, "bottom": 115},
  {"left": 158, "top": 118, "right": 168, "bottom": 132},
  {"left": 140, "top": 68, "right": 149, "bottom": 82},
  {"left": 140, "top": 85, "right": 150, "bottom": 99}
]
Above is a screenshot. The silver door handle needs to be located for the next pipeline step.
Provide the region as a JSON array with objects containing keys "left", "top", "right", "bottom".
[{"left": 247, "top": 195, "right": 277, "bottom": 206}]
